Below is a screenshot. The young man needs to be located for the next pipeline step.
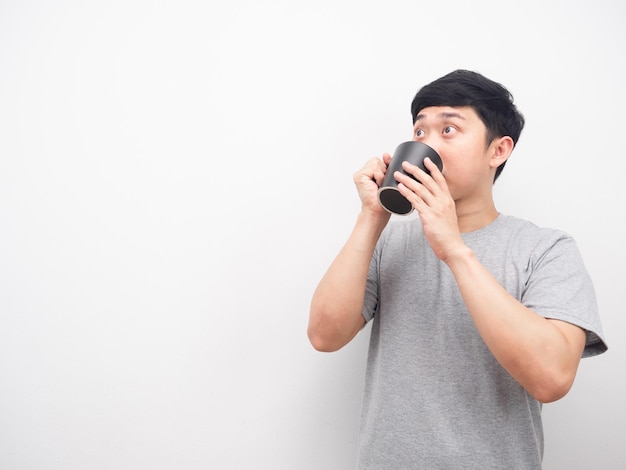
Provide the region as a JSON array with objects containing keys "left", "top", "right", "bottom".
[{"left": 308, "top": 70, "right": 607, "bottom": 469}]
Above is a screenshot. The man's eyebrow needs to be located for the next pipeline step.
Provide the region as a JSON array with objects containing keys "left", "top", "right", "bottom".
[
  {"left": 439, "top": 111, "right": 465, "bottom": 120},
  {"left": 414, "top": 111, "right": 466, "bottom": 123}
]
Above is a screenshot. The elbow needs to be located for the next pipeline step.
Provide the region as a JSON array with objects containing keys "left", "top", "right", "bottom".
[
  {"left": 528, "top": 370, "right": 577, "bottom": 404},
  {"left": 307, "top": 304, "right": 360, "bottom": 353},
  {"left": 307, "top": 328, "right": 342, "bottom": 353},
  {"left": 531, "top": 385, "right": 570, "bottom": 404},
  {"left": 307, "top": 318, "right": 345, "bottom": 352}
]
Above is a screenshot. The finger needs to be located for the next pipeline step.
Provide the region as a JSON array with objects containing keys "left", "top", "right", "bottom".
[
  {"left": 394, "top": 171, "right": 431, "bottom": 205},
  {"left": 394, "top": 170, "right": 418, "bottom": 190},
  {"left": 423, "top": 157, "right": 450, "bottom": 192},
  {"left": 401, "top": 160, "right": 429, "bottom": 180},
  {"left": 354, "top": 157, "right": 387, "bottom": 188},
  {"left": 372, "top": 157, "right": 389, "bottom": 186},
  {"left": 373, "top": 166, "right": 386, "bottom": 186},
  {"left": 423, "top": 157, "right": 444, "bottom": 182},
  {"left": 396, "top": 181, "right": 427, "bottom": 212},
  {"left": 395, "top": 165, "right": 446, "bottom": 214},
  {"left": 403, "top": 159, "right": 449, "bottom": 199}
]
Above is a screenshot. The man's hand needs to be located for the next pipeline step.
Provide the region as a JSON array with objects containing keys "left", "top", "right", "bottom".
[
  {"left": 394, "top": 157, "right": 466, "bottom": 262},
  {"left": 353, "top": 153, "right": 393, "bottom": 218}
]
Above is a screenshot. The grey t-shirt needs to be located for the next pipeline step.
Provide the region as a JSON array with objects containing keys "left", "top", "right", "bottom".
[{"left": 358, "top": 213, "right": 607, "bottom": 470}]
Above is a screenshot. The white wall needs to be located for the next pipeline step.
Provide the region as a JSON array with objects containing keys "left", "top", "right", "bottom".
[{"left": 0, "top": 1, "right": 624, "bottom": 468}]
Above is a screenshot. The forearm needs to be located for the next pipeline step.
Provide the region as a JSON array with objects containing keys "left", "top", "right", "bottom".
[
  {"left": 308, "top": 210, "right": 389, "bottom": 352},
  {"left": 445, "top": 246, "right": 585, "bottom": 403}
]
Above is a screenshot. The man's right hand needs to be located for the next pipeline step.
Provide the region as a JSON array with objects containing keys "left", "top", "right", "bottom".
[{"left": 353, "top": 152, "right": 393, "bottom": 216}]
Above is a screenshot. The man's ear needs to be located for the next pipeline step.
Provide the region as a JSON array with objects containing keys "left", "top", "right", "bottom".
[{"left": 489, "top": 136, "right": 515, "bottom": 169}]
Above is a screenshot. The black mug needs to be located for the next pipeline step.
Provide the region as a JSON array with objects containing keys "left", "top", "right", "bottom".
[{"left": 377, "top": 141, "right": 443, "bottom": 215}]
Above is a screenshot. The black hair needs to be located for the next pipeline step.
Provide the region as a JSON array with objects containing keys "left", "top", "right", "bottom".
[{"left": 410, "top": 70, "right": 525, "bottom": 182}]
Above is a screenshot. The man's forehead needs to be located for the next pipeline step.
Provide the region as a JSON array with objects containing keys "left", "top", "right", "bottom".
[{"left": 413, "top": 106, "right": 477, "bottom": 123}]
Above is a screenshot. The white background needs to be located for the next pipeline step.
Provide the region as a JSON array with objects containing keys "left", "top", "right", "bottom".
[{"left": 0, "top": 1, "right": 624, "bottom": 469}]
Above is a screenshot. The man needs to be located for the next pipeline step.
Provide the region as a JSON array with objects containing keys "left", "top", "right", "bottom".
[{"left": 308, "top": 70, "right": 607, "bottom": 469}]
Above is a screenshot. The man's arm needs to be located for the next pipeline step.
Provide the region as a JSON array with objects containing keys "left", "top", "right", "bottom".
[
  {"left": 444, "top": 247, "right": 586, "bottom": 403},
  {"left": 308, "top": 155, "right": 392, "bottom": 352},
  {"left": 396, "top": 157, "right": 586, "bottom": 403},
  {"left": 308, "top": 210, "right": 387, "bottom": 351}
]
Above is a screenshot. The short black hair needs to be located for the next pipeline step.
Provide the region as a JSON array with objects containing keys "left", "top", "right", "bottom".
[{"left": 410, "top": 70, "right": 525, "bottom": 182}]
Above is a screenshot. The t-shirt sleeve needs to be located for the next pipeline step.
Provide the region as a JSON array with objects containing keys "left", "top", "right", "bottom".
[{"left": 522, "top": 232, "right": 608, "bottom": 358}]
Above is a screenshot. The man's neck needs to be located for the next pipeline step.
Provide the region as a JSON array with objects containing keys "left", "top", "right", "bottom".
[{"left": 456, "top": 200, "right": 499, "bottom": 233}]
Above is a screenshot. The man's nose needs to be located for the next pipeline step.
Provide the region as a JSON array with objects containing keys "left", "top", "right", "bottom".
[{"left": 414, "top": 135, "right": 439, "bottom": 153}]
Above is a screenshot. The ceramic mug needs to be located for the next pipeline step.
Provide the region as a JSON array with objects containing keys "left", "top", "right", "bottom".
[{"left": 377, "top": 141, "right": 443, "bottom": 215}]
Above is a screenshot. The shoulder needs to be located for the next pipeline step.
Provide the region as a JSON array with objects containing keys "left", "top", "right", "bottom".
[
  {"left": 498, "top": 213, "right": 568, "bottom": 239},
  {"left": 497, "top": 214, "right": 576, "bottom": 257},
  {"left": 466, "top": 214, "right": 585, "bottom": 276}
]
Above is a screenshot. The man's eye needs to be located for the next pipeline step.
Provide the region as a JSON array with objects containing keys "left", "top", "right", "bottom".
[
  {"left": 443, "top": 126, "right": 455, "bottom": 134},
  {"left": 415, "top": 129, "right": 425, "bottom": 137}
]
